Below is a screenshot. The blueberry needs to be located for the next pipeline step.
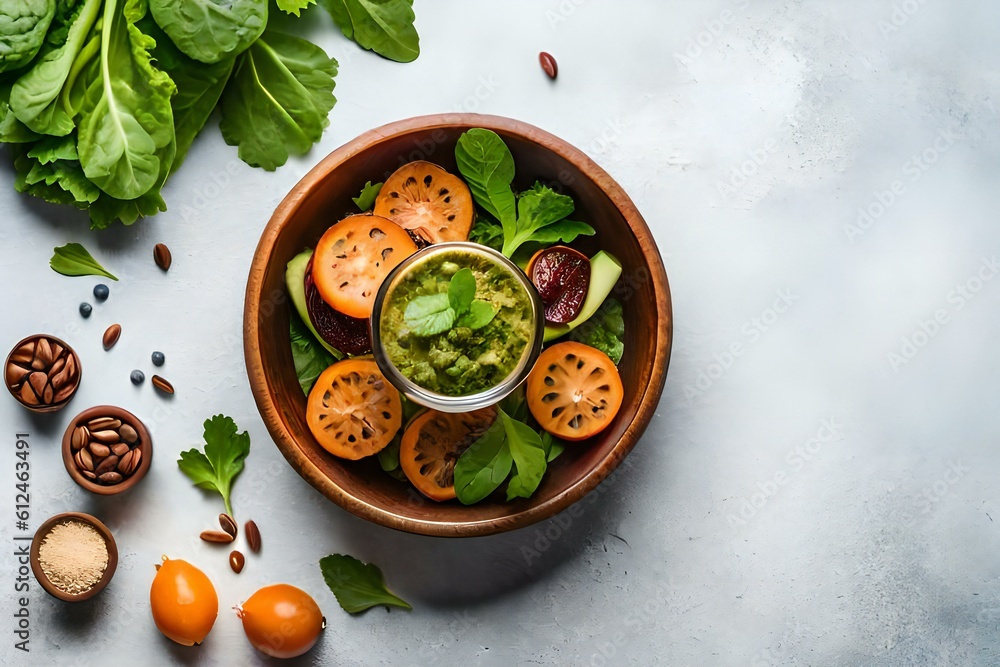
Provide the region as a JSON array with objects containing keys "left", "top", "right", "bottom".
[
  {"left": 151, "top": 351, "right": 165, "bottom": 366},
  {"left": 79, "top": 302, "right": 93, "bottom": 318},
  {"left": 130, "top": 370, "right": 145, "bottom": 385},
  {"left": 93, "top": 284, "right": 109, "bottom": 302}
]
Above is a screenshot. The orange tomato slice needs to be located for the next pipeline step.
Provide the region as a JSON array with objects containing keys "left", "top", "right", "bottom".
[
  {"left": 312, "top": 214, "right": 418, "bottom": 319},
  {"left": 307, "top": 358, "right": 402, "bottom": 460},
  {"left": 400, "top": 407, "right": 498, "bottom": 501},
  {"left": 373, "top": 161, "right": 474, "bottom": 244},
  {"left": 526, "top": 341, "right": 623, "bottom": 441}
]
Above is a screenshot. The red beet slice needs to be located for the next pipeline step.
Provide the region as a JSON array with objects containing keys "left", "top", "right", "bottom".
[
  {"left": 528, "top": 246, "right": 591, "bottom": 324},
  {"left": 304, "top": 257, "right": 372, "bottom": 355}
]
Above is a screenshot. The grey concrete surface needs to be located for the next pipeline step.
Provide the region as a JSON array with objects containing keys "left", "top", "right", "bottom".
[{"left": 2, "top": 0, "right": 1000, "bottom": 665}]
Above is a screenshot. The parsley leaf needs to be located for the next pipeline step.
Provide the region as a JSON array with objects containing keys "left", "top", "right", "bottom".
[
  {"left": 177, "top": 415, "right": 251, "bottom": 516},
  {"left": 50, "top": 243, "right": 118, "bottom": 280},
  {"left": 320, "top": 554, "right": 412, "bottom": 613},
  {"left": 352, "top": 180, "right": 382, "bottom": 210}
]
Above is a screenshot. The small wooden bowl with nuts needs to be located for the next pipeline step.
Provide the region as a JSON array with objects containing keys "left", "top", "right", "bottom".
[
  {"left": 62, "top": 406, "right": 153, "bottom": 495},
  {"left": 5, "top": 334, "right": 81, "bottom": 412}
]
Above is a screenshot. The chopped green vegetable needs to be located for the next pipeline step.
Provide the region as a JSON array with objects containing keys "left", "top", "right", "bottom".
[
  {"left": 177, "top": 414, "right": 251, "bottom": 517},
  {"left": 456, "top": 128, "right": 595, "bottom": 257},
  {"left": 352, "top": 180, "right": 381, "bottom": 210},
  {"left": 569, "top": 297, "right": 625, "bottom": 364},
  {"left": 148, "top": 0, "right": 266, "bottom": 64},
  {"left": 49, "top": 242, "right": 118, "bottom": 279},
  {"left": 0, "top": 0, "right": 56, "bottom": 74},
  {"left": 320, "top": 0, "right": 419, "bottom": 63},
  {"left": 219, "top": 29, "right": 338, "bottom": 170},
  {"left": 290, "top": 310, "right": 335, "bottom": 394},
  {"left": 319, "top": 554, "right": 412, "bottom": 613}
]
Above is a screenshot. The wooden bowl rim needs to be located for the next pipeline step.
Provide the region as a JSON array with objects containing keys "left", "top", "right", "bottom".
[
  {"left": 243, "top": 113, "right": 673, "bottom": 537},
  {"left": 61, "top": 405, "right": 153, "bottom": 495},
  {"left": 5, "top": 334, "right": 81, "bottom": 413},
  {"left": 30, "top": 511, "right": 118, "bottom": 602}
]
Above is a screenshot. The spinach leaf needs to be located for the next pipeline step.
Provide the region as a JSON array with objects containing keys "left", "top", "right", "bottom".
[
  {"left": 455, "top": 128, "right": 516, "bottom": 238},
  {"left": 77, "top": 0, "right": 176, "bottom": 200},
  {"left": 290, "top": 310, "right": 334, "bottom": 394},
  {"left": 319, "top": 554, "right": 412, "bottom": 613},
  {"left": 569, "top": 297, "right": 624, "bottom": 364},
  {"left": 448, "top": 267, "right": 476, "bottom": 313},
  {"left": 403, "top": 292, "right": 454, "bottom": 337},
  {"left": 0, "top": 0, "right": 56, "bottom": 74},
  {"left": 454, "top": 417, "right": 511, "bottom": 505},
  {"left": 148, "top": 0, "right": 266, "bottom": 64},
  {"left": 276, "top": 0, "right": 315, "bottom": 16},
  {"left": 27, "top": 134, "right": 76, "bottom": 163},
  {"left": 455, "top": 300, "right": 496, "bottom": 330},
  {"left": 468, "top": 217, "right": 503, "bottom": 252},
  {"left": 540, "top": 431, "right": 565, "bottom": 462},
  {"left": 177, "top": 414, "right": 251, "bottom": 516},
  {"left": 504, "top": 412, "right": 548, "bottom": 500},
  {"left": 14, "top": 149, "right": 99, "bottom": 208},
  {"left": 320, "top": 0, "right": 419, "bottom": 63},
  {"left": 50, "top": 242, "right": 117, "bottom": 279},
  {"left": 352, "top": 180, "right": 381, "bottom": 210},
  {"left": 219, "top": 29, "right": 338, "bottom": 170},
  {"left": 377, "top": 433, "right": 400, "bottom": 472},
  {"left": 9, "top": 0, "right": 102, "bottom": 135}
]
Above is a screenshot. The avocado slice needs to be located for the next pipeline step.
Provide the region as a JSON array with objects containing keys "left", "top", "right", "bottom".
[
  {"left": 543, "top": 250, "right": 623, "bottom": 342},
  {"left": 286, "top": 250, "right": 343, "bottom": 359}
]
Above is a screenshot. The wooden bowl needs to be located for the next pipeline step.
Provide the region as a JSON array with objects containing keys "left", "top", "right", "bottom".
[
  {"left": 30, "top": 512, "right": 118, "bottom": 602},
  {"left": 5, "top": 334, "right": 81, "bottom": 412},
  {"left": 62, "top": 406, "right": 152, "bottom": 495},
  {"left": 244, "top": 114, "right": 672, "bottom": 537}
]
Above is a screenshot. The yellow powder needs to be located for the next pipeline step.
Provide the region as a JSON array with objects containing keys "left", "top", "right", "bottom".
[{"left": 39, "top": 520, "right": 109, "bottom": 595}]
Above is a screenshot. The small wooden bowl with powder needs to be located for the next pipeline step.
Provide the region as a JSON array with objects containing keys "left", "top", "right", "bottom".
[{"left": 30, "top": 513, "right": 118, "bottom": 602}]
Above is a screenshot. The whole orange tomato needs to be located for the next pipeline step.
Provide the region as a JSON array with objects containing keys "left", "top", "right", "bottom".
[
  {"left": 237, "top": 584, "right": 324, "bottom": 658},
  {"left": 149, "top": 557, "right": 218, "bottom": 646}
]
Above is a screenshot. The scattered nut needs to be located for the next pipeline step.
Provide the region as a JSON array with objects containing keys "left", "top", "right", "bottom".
[
  {"left": 245, "top": 520, "right": 261, "bottom": 553},
  {"left": 151, "top": 375, "right": 174, "bottom": 395},
  {"left": 219, "top": 513, "right": 238, "bottom": 538},
  {"left": 200, "top": 530, "right": 235, "bottom": 544},
  {"left": 102, "top": 324, "right": 122, "bottom": 350},
  {"left": 539, "top": 51, "right": 558, "bottom": 79},
  {"left": 153, "top": 243, "right": 172, "bottom": 271},
  {"left": 229, "top": 550, "right": 245, "bottom": 574}
]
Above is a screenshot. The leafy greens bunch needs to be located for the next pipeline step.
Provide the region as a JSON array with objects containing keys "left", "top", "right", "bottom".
[{"left": 0, "top": 0, "right": 420, "bottom": 229}]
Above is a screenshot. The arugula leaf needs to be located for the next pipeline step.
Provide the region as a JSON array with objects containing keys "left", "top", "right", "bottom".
[
  {"left": 0, "top": 0, "right": 56, "bottom": 74},
  {"left": 468, "top": 217, "right": 503, "bottom": 252},
  {"left": 319, "top": 554, "right": 412, "bottom": 613},
  {"left": 290, "top": 310, "right": 335, "bottom": 394},
  {"left": 403, "top": 292, "right": 454, "bottom": 337},
  {"left": 177, "top": 414, "right": 251, "bottom": 516},
  {"left": 148, "top": 0, "right": 266, "bottom": 64},
  {"left": 77, "top": 0, "right": 177, "bottom": 200},
  {"left": 320, "top": 0, "right": 419, "bottom": 63},
  {"left": 276, "top": 0, "right": 316, "bottom": 16},
  {"left": 454, "top": 417, "right": 511, "bottom": 505},
  {"left": 455, "top": 300, "right": 496, "bottom": 330},
  {"left": 352, "top": 180, "right": 382, "bottom": 210},
  {"left": 503, "top": 412, "right": 548, "bottom": 500},
  {"left": 50, "top": 242, "right": 118, "bottom": 280},
  {"left": 219, "top": 29, "right": 338, "bottom": 170},
  {"left": 455, "top": 129, "right": 516, "bottom": 238},
  {"left": 569, "top": 297, "right": 625, "bottom": 364},
  {"left": 448, "top": 267, "right": 476, "bottom": 313}
]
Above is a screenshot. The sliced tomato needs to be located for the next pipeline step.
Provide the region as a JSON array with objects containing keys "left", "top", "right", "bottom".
[
  {"left": 400, "top": 407, "right": 498, "bottom": 501},
  {"left": 373, "top": 161, "right": 474, "bottom": 244},
  {"left": 526, "top": 341, "right": 623, "bottom": 441},
  {"left": 312, "top": 214, "right": 417, "bottom": 319},
  {"left": 307, "top": 358, "right": 402, "bottom": 460}
]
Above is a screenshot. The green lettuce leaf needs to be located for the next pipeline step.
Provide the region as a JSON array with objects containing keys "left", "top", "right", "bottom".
[
  {"left": 569, "top": 297, "right": 625, "bottom": 364},
  {"left": 148, "top": 0, "right": 266, "bottom": 64},
  {"left": 320, "top": 0, "right": 418, "bottom": 63},
  {"left": 352, "top": 180, "right": 381, "bottom": 210},
  {"left": 0, "top": 0, "right": 56, "bottom": 73},
  {"left": 275, "top": 0, "right": 315, "bottom": 16}
]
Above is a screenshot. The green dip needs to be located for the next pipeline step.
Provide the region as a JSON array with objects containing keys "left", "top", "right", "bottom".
[{"left": 380, "top": 251, "right": 534, "bottom": 396}]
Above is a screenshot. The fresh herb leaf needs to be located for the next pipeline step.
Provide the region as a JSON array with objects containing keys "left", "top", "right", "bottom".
[
  {"left": 455, "top": 128, "right": 516, "bottom": 239},
  {"left": 504, "top": 412, "right": 548, "bottom": 500},
  {"left": 454, "top": 417, "right": 512, "bottom": 504},
  {"left": 502, "top": 182, "right": 577, "bottom": 256},
  {"left": 148, "top": 0, "right": 266, "bottom": 64},
  {"left": 569, "top": 297, "right": 625, "bottom": 364},
  {"left": 320, "top": 0, "right": 419, "bottom": 63},
  {"left": 290, "top": 311, "right": 335, "bottom": 394},
  {"left": 219, "top": 29, "right": 338, "bottom": 170},
  {"left": 468, "top": 217, "right": 503, "bottom": 252},
  {"left": 403, "top": 292, "right": 454, "bottom": 337},
  {"left": 352, "top": 180, "right": 382, "bottom": 210},
  {"left": 50, "top": 242, "right": 118, "bottom": 280},
  {"left": 455, "top": 299, "right": 496, "bottom": 330},
  {"left": 524, "top": 218, "right": 596, "bottom": 245},
  {"left": 319, "top": 554, "right": 412, "bottom": 613},
  {"left": 540, "top": 431, "right": 565, "bottom": 462},
  {"left": 448, "top": 267, "right": 476, "bottom": 314},
  {"left": 276, "top": 0, "right": 317, "bottom": 16},
  {"left": 177, "top": 414, "right": 251, "bottom": 516}
]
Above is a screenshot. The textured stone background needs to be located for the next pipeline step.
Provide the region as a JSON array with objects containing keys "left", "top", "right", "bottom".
[{"left": 2, "top": 0, "right": 999, "bottom": 665}]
